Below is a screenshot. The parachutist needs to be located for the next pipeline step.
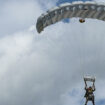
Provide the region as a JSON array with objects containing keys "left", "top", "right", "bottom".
[
  {"left": 84, "top": 77, "right": 96, "bottom": 105},
  {"left": 79, "top": 19, "right": 85, "bottom": 23}
]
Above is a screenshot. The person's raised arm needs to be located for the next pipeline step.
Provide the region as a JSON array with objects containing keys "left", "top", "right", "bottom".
[
  {"left": 92, "top": 82, "right": 95, "bottom": 91},
  {"left": 84, "top": 81, "right": 87, "bottom": 90}
]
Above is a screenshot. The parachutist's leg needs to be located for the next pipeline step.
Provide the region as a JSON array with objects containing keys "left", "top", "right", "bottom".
[
  {"left": 92, "top": 100, "right": 95, "bottom": 105},
  {"left": 92, "top": 97, "right": 95, "bottom": 105},
  {"left": 85, "top": 97, "right": 88, "bottom": 105}
]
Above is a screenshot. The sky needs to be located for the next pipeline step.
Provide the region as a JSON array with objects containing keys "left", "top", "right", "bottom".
[{"left": 0, "top": 0, "right": 105, "bottom": 105}]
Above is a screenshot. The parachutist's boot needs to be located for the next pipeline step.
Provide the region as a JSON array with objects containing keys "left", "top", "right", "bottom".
[
  {"left": 85, "top": 102, "right": 87, "bottom": 105},
  {"left": 85, "top": 99, "right": 88, "bottom": 105},
  {"left": 92, "top": 100, "right": 95, "bottom": 105}
]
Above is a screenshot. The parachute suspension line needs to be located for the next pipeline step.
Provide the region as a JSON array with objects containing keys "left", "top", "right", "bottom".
[
  {"left": 78, "top": 38, "right": 83, "bottom": 72},
  {"left": 96, "top": 32, "right": 105, "bottom": 69},
  {"left": 79, "top": 26, "right": 87, "bottom": 75},
  {"left": 101, "top": 34, "right": 105, "bottom": 64},
  {"left": 79, "top": 32, "right": 84, "bottom": 73},
  {"left": 76, "top": 31, "right": 83, "bottom": 72},
  {"left": 84, "top": 28, "right": 88, "bottom": 74}
]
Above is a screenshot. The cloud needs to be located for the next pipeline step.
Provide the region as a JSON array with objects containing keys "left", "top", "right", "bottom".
[
  {"left": 0, "top": 0, "right": 105, "bottom": 105},
  {"left": 0, "top": 0, "right": 43, "bottom": 36},
  {"left": 93, "top": 0, "right": 105, "bottom": 2},
  {"left": 0, "top": 19, "right": 105, "bottom": 105},
  {"left": 0, "top": 0, "right": 59, "bottom": 36}
]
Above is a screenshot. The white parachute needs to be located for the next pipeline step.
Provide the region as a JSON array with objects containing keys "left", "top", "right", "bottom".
[
  {"left": 36, "top": 1, "right": 105, "bottom": 33},
  {"left": 84, "top": 76, "right": 95, "bottom": 82}
]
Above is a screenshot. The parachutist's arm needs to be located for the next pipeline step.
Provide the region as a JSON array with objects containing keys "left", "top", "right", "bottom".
[
  {"left": 84, "top": 81, "right": 87, "bottom": 90},
  {"left": 92, "top": 82, "right": 96, "bottom": 91}
]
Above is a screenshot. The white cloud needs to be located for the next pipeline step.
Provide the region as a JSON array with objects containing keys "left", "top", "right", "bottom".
[
  {"left": 93, "top": 0, "right": 105, "bottom": 2},
  {"left": 0, "top": 0, "right": 105, "bottom": 105},
  {"left": 0, "top": 18, "right": 105, "bottom": 105},
  {"left": 0, "top": 0, "right": 58, "bottom": 36},
  {"left": 0, "top": 0, "right": 43, "bottom": 36}
]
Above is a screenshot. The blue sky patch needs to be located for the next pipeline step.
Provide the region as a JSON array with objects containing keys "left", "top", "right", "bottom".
[
  {"left": 56, "top": 0, "right": 92, "bottom": 5},
  {"left": 62, "top": 19, "right": 70, "bottom": 23}
]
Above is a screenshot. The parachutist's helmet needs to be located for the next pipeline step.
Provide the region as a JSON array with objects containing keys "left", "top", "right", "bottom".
[{"left": 88, "top": 86, "right": 92, "bottom": 90}]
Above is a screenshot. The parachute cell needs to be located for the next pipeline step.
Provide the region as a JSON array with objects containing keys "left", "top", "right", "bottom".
[{"left": 36, "top": 1, "right": 105, "bottom": 33}]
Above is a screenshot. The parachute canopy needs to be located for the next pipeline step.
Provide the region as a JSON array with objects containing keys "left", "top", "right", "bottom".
[
  {"left": 36, "top": 1, "right": 105, "bottom": 33},
  {"left": 84, "top": 76, "right": 95, "bottom": 82}
]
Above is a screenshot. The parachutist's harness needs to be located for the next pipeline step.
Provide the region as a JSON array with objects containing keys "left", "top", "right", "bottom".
[
  {"left": 84, "top": 85, "right": 95, "bottom": 100},
  {"left": 84, "top": 76, "right": 96, "bottom": 105}
]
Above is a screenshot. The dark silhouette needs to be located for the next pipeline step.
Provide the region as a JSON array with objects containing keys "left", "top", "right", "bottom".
[{"left": 84, "top": 81, "right": 95, "bottom": 105}]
